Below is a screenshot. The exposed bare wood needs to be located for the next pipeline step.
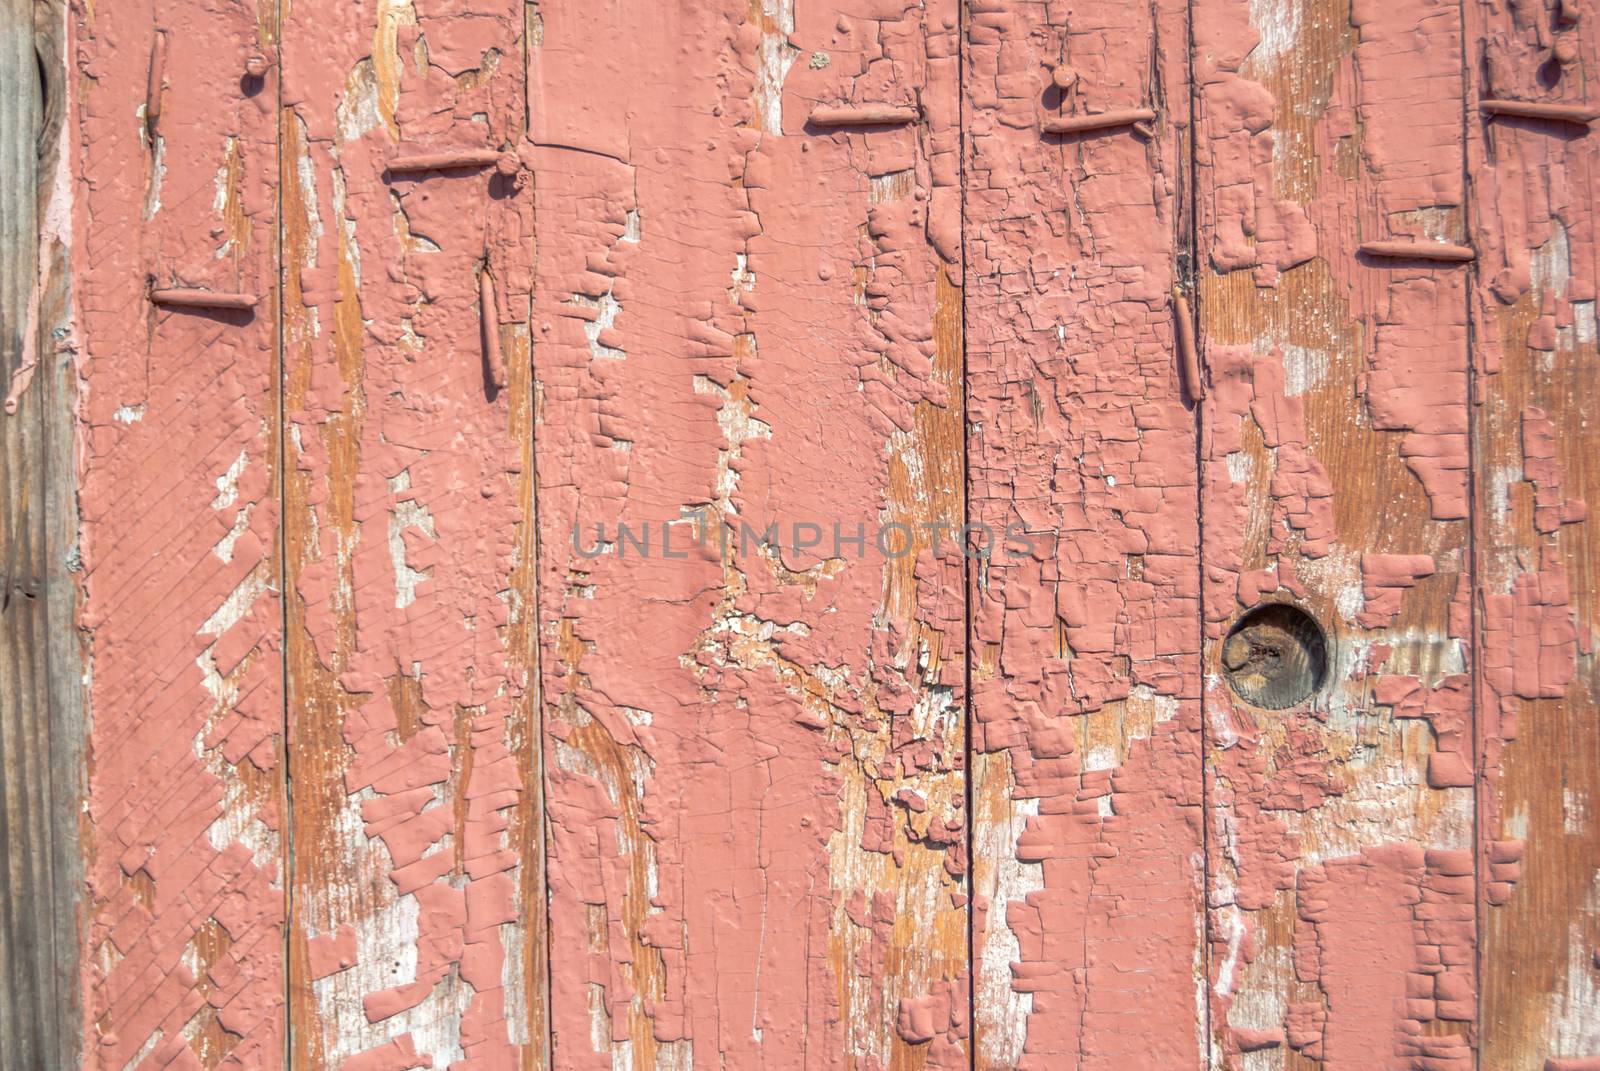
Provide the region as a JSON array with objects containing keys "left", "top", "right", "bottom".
[
  {"left": 1468, "top": 0, "right": 1600, "bottom": 1064},
  {"left": 1195, "top": 0, "right": 1475, "bottom": 1066},
  {"left": 280, "top": 1, "right": 544, "bottom": 1067},
  {"left": 966, "top": 0, "right": 1206, "bottom": 1066},
  {"left": 0, "top": 1, "right": 81, "bottom": 1068},
  {"left": 75, "top": 0, "right": 290, "bottom": 1065}
]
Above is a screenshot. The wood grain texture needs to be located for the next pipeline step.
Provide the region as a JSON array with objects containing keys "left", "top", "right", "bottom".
[
  {"left": 279, "top": 0, "right": 544, "bottom": 1066},
  {"left": 75, "top": 1, "right": 288, "bottom": 1066},
  {"left": 532, "top": 1, "right": 968, "bottom": 1066},
  {"left": 1467, "top": 0, "right": 1600, "bottom": 1063},
  {"left": 1194, "top": 0, "right": 1475, "bottom": 1065},
  {"left": 37, "top": 2, "right": 1600, "bottom": 1065},
  {"left": 963, "top": 1, "right": 1206, "bottom": 1067},
  {"left": 0, "top": 1, "right": 81, "bottom": 1068}
]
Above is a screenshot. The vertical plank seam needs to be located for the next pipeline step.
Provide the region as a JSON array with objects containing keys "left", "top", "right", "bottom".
[
  {"left": 0, "top": 2, "right": 37, "bottom": 1059},
  {"left": 959, "top": 0, "right": 976, "bottom": 1063},
  {"left": 274, "top": 0, "right": 292, "bottom": 1062},
  {"left": 36, "top": 6, "right": 59, "bottom": 1061},
  {"left": 524, "top": 2, "right": 555, "bottom": 1062},
  {"left": 1456, "top": 0, "right": 1483, "bottom": 1062},
  {"left": 1183, "top": 0, "right": 1211, "bottom": 1061},
  {"left": 39, "top": 8, "right": 69, "bottom": 1058}
]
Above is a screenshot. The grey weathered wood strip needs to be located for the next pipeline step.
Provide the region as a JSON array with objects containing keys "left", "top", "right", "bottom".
[{"left": 0, "top": 1, "right": 81, "bottom": 1068}]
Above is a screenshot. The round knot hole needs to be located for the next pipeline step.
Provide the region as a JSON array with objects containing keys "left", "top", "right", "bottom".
[{"left": 1221, "top": 603, "right": 1328, "bottom": 710}]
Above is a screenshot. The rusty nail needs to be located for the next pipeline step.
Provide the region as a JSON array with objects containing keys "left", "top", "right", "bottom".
[
  {"left": 1358, "top": 240, "right": 1477, "bottom": 263},
  {"left": 1479, "top": 98, "right": 1599, "bottom": 126},
  {"left": 1131, "top": 120, "right": 1156, "bottom": 139},
  {"left": 1051, "top": 64, "right": 1079, "bottom": 90},
  {"left": 1173, "top": 289, "right": 1204, "bottom": 403},
  {"left": 245, "top": 51, "right": 273, "bottom": 79},
  {"left": 481, "top": 269, "right": 508, "bottom": 390},
  {"left": 807, "top": 104, "right": 919, "bottom": 128},
  {"left": 151, "top": 287, "right": 258, "bottom": 311},
  {"left": 386, "top": 148, "right": 504, "bottom": 175},
  {"left": 1041, "top": 108, "right": 1158, "bottom": 136},
  {"left": 146, "top": 31, "right": 167, "bottom": 131}
]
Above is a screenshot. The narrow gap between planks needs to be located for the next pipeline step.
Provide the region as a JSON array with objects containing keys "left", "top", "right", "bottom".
[{"left": 1181, "top": 0, "right": 1214, "bottom": 1059}]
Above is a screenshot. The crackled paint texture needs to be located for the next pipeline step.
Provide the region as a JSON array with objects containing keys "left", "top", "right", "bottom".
[
  {"left": 279, "top": 0, "right": 543, "bottom": 1067},
  {"left": 56, "top": 0, "right": 1600, "bottom": 1068},
  {"left": 1195, "top": 0, "right": 1476, "bottom": 1067},
  {"left": 532, "top": 1, "right": 968, "bottom": 1067},
  {"left": 76, "top": 1, "right": 288, "bottom": 1067},
  {"left": 963, "top": 1, "right": 1204, "bottom": 1067},
  {"left": 1468, "top": 0, "right": 1600, "bottom": 1064}
]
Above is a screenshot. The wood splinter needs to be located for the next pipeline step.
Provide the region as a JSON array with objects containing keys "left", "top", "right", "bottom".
[
  {"left": 387, "top": 148, "right": 503, "bottom": 175},
  {"left": 146, "top": 31, "right": 167, "bottom": 131},
  {"left": 1479, "top": 99, "right": 1600, "bottom": 126},
  {"left": 807, "top": 104, "right": 919, "bottom": 128},
  {"left": 1358, "top": 240, "right": 1477, "bottom": 263},
  {"left": 1041, "top": 108, "right": 1157, "bottom": 136},
  {"left": 480, "top": 270, "right": 508, "bottom": 390},
  {"left": 1173, "top": 290, "right": 1204, "bottom": 403},
  {"left": 151, "top": 288, "right": 258, "bottom": 311}
]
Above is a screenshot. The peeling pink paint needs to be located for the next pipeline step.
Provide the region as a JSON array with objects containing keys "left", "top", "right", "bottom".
[
  {"left": 76, "top": 1, "right": 287, "bottom": 1067},
  {"left": 1197, "top": 0, "right": 1479, "bottom": 1065},
  {"left": 1359, "top": 555, "right": 1438, "bottom": 629},
  {"left": 965, "top": 0, "right": 1205, "bottom": 1066},
  {"left": 1295, "top": 846, "right": 1474, "bottom": 1068},
  {"left": 1466, "top": 14, "right": 1599, "bottom": 1060},
  {"left": 277, "top": 0, "right": 540, "bottom": 1066},
  {"left": 533, "top": 1, "right": 967, "bottom": 1067},
  {"left": 1523, "top": 408, "right": 1588, "bottom": 534},
  {"left": 59, "top": 1, "right": 1600, "bottom": 1066}
]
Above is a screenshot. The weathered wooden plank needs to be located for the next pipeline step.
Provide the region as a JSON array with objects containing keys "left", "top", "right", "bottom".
[
  {"left": 1193, "top": 0, "right": 1475, "bottom": 1065},
  {"left": 963, "top": 1, "right": 1206, "bottom": 1066},
  {"left": 279, "top": 1, "right": 544, "bottom": 1066},
  {"left": 1466, "top": 0, "right": 1600, "bottom": 1063},
  {"left": 0, "top": 1, "right": 82, "bottom": 1068},
  {"left": 532, "top": 0, "right": 968, "bottom": 1065},
  {"left": 74, "top": 1, "right": 288, "bottom": 1066}
]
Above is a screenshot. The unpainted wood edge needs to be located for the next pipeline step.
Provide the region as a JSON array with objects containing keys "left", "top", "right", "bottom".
[
  {"left": 0, "top": 1, "right": 83, "bottom": 1068},
  {"left": 516, "top": 4, "right": 553, "bottom": 1064}
]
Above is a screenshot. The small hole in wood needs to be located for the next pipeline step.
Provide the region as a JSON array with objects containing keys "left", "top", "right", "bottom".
[{"left": 1221, "top": 603, "right": 1328, "bottom": 710}]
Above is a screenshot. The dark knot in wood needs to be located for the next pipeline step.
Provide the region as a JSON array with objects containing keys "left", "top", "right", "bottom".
[{"left": 1221, "top": 603, "right": 1328, "bottom": 710}]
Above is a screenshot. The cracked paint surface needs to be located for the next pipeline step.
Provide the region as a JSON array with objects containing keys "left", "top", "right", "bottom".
[
  {"left": 59, "top": 0, "right": 1600, "bottom": 1067},
  {"left": 964, "top": 1, "right": 1205, "bottom": 1067},
  {"left": 1195, "top": 0, "right": 1477, "bottom": 1066},
  {"left": 76, "top": 2, "right": 287, "bottom": 1068},
  {"left": 1190, "top": 0, "right": 1536, "bottom": 1062},
  {"left": 279, "top": 0, "right": 543, "bottom": 1067},
  {"left": 1468, "top": 0, "right": 1600, "bottom": 1064},
  {"left": 532, "top": 2, "right": 968, "bottom": 1068}
]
